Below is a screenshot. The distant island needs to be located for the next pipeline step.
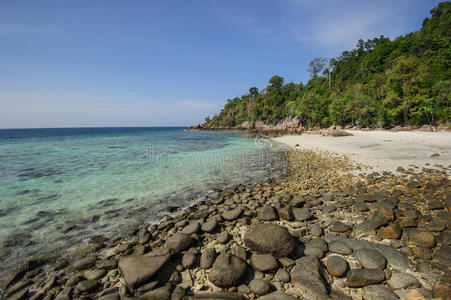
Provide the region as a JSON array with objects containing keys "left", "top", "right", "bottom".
[{"left": 193, "top": 2, "right": 450, "bottom": 131}]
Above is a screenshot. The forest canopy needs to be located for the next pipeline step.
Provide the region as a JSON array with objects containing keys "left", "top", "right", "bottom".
[{"left": 206, "top": 2, "right": 451, "bottom": 128}]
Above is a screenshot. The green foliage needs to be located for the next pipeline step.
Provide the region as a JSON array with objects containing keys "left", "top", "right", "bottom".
[{"left": 207, "top": 2, "right": 451, "bottom": 128}]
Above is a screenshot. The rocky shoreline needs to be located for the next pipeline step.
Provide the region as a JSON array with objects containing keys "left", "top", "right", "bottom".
[{"left": 1, "top": 149, "right": 450, "bottom": 300}]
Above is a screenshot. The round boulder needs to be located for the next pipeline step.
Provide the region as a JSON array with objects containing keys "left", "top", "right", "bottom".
[
  {"left": 208, "top": 253, "right": 247, "bottom": 288},
  {"left": 244, "top": 223, "right": 295, "bottom": 257}
]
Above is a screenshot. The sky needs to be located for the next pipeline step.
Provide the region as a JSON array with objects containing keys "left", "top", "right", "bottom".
[{"left": 0, "top": 0, "right": 441, "bottom": 128}]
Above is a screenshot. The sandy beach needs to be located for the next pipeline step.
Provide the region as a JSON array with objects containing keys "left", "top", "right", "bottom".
[{"left": 273, "top": 130, "right": 451, "bottom": 174}]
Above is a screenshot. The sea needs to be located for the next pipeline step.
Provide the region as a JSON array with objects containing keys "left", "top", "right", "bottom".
[{"left": 0, "top": 127, "right": 286, "bottom": 273}]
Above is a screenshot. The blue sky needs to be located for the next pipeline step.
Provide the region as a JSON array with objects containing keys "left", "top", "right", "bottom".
[{"left": 0, "top": 0, "right": 441, "bottom": 128}]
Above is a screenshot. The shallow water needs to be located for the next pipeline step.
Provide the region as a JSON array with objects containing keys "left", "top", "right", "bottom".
[{"left": 0, "top": 127, "right": 286, "bottom": 272}]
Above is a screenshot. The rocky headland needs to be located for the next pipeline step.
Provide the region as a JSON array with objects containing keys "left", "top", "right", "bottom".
[{"left": 1, "top": 149, "right": 450, "bottom": 300}]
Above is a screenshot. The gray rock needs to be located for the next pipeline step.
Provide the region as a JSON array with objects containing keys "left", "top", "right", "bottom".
[
  {"left": 222, "top": 206, "right": 244, "bottom": 221},
  {"left": 141, "top": 284, "right": 172, "bottom": 300},
  {"left": 76, "top": 279, "right": 98, "bottom": 293},
  {"left": 181, "top": 221, "right": 200, "bottom": 235},
  {"left": 201, "top": 219, "right": 218, "bottom": 232},
  {"left": 363, "top": 285, "right": 399, "bottom": 300},
  {"left": 275, "top": 268, "right": 290, "bottom": 283},
  {"left": 257, "top": 292, "right": 299, "bottom": 300},
  {"left": 304, "top": 246, "right": 324, "bottom": 258},
  {"left": 290, "top": 256, "right": 330, "bottom": 300},
  {"left": 200, "top": 248, "right": 216, "bottom": 269},
  {"left": 354, "top": 248, "right": 387, "bottom": 270},
  {"left": 326, "top": 256, "right": 347, "bottom": 277},
  {"left": 249, "top": 278, "right": 270, "bottom": 296},
  {"left": 251, "top": 254, "right": 278, "bottom": 272},
  {"left": 218, "top": 231, "right": 230, "bottom": 244},
  {"left": 346, "top": 269, "right": 385, "bottom": 287},
  {"left": 73, "top": 256, "right": 97, "bottom": 270},
  {"left": 306, "top": 238, "right": 328, "bottom": 252},
  {"left": 328, "top": 241, "right": 352, "bottom": 255},
  {"left": 118, "top": 253, "right": 170, "bottom": 289},
  {"left": 293, "top": 207, "right": 312, "bottom": 221},
  {"left": 231, "top": 245, "right": 247, "bottom": 261},
  {"left": 182, "top": 252, "right": 196, "bottom": 269},
  {"left": 244, "top": 223, "right": 295, "bottom": 257},
  {"left": 387, "top": 273, "right": 420, "bottom": 289},
  {"left": 208, "top": 253, "right": 247, "bottom": 288},
  {"left": 324, "top": 235, "right": 409, "bottom": 271},
  {"left": 310, "top": 224, "right": 323, "bottom": 237},
  {"left": 257, "top": 205, "right": 278, "bottom": 221},
  {"left": 330, "top": 221, "right": 351, "bottom": 232},
  {"left": 165, "top": 233, "right": 193, "bottom": 253}
]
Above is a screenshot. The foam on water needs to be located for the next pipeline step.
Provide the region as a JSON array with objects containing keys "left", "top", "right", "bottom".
[{"left": 0, "top": 127, "right": 285, "bottom": 272}]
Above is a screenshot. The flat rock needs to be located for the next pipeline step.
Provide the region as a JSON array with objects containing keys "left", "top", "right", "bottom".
[
  {"left": 387, "top": 273, "right": 420, "bottom": 289},
  {"left": 354, "top": 248, "right": 387, "bottom": 269},
  {"left": 331, "top": 221, "right": 351, "bottom": 232},
  {"left": 346, "top": 269, "right": 385, "bottom": 287},
  {"left": 165, "top": 233, "right": 193, "bottom": 253},
  {"left": 363, "top": 285, "right": 399, "bottom": 300},
  {"left": 182, "top": 221, "right": 201, "bottom": 235},
  {"left": 222, "top": 206, "right": 244, "bottom": 221},
  {"left": 251, "top": 254, "right": 278, "bottom": 272},
  {"left": 244, "top": 223, "right": 295, "bottom": 257},
  {"left": 208, "top": 253, "right": 247, "bottom": 288},
  {"left": 324, "top": 235, "right": 409, "bottom": 271},
  {"left": 118, "top": 253, "right": 170, "bottom": 289},
  {"left": 408, "top": 230, "right": 436, "bottom": 248},
  {"left": 293, "top": 208, "right": 312, "bottom": 221},
  {"left": 290, "top": 256, "right": 330, "bottom": 300},
  {"left": 326, "top": 256, "right": 347, "bottom": 277},
  {"left": 328, "top": 241, "right": 352, "bottom": 255},
  {"left": 187, "top": 291, "right": 246, "bottom": 300}
]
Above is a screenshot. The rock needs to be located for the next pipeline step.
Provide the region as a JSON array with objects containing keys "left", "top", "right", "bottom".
[
  {"left": 310, "top": 224, "right": 323, "bottom": 237},
  {"left": 182, "top": 252, "right": 196, "bottom": 269},
  {"left": 96, "top": 259, "right": 117, "bottom": 270},
  {"left": 257, "top": 205, "right": 278, "bottom": 220},
  {"left": 200, "top": 248, "right": 216, "bottom": 269},
  {"left": 249, "top": 278, "right": 270, "bottom": 296},
  {"left": 275, "top": 268, "right": 290, "bottom": 283},
  {"left": 182, "top": 221, "right": 201, "bottom": 235},
  {"left": 346, "top": 269, "right": 385, "bottom": 287},
  {"left": 293, "top": 208, "right": 312, "bottom": 221},
  {"left": 328, "top": 241, "right": 352, "bottom": 255},
  {"left": 208, "top": 253, "right": 247, "bottom": 288},
  {"left": 55, "top": 287, "right": 72, "bottom": 300},
  {"left": 231, "top": 246, "right": 247, "bottom": 261},
  {"left": 378, "top": 223, "right": 402, "bottom": 239},
  {"left": 304, "top": 246, "right": 324, "bottom": 258},
  {"left": 330, "top": 221, "right": 351, "bottom": 232},
  {"left": 363, "top": 285, "right": 399, "bottom": 300},
  {"left": 98, "top": 294, "right": 120, "bottom": 300},
  {"left": 324, "top": 236, "right": 409, "bottom": 271},
  {"left": 165, "top": 233, "right": 193, "bottom": 253},
  {"left": 250, "top": 254, "right": 278, "bottom": 272},
  {"left": 399, "top": 289, "right": 432, "bottom": 300},
  {"left": 354, "top": 248, "right": 387, "bottom": 269},
  {"left": 278, "top": 206, "right": 293, "bottom": 221},
  {"left": 306, "top": 238, "right": 328, "bottom": 252},
  {"left": 73, "top": 256, "right": 97, "bottom": 270},
  {"left": 387, "top": 273, "right": 420, "bottom": 289},
  {"left": 257, "top": 292, "right": 299, "bottom": 300},
  {"left": 326, "top": 256, "right": 347, "bottom": 277},
  {"left": 171, "top": 286, "right": 184, "bottom": 300},
  {"left": 84, "top": 269, "right": 105, "bottom": 280},
  {"left": 222, "top": 206, "right": 244, "bottom": 221},
  {"left": 408, "top": 230, "right": 435, "bottom": 248},
  {"left": 76, "top": 279, "right": 98, "bottom": 293},
  {"left": 201, "top": 219, "right": 218, "bottom": 232},
  {"left": 218, "top": 231, "right": 230, "bottom": 244},
  {"left": 118, "top": 253, "right": 170, "bottom": 289},
  {"left": 141, "top": 284, "right": 172, "bottom": 300},
  {"left": 188, "top": 291, "right": 247, "bottom": 299},
  {"left": 244, "top": 223, "right": 295, "bottom": 257},
  {"left": 290, "top": 256, "right": 330, "bottom": 300}
]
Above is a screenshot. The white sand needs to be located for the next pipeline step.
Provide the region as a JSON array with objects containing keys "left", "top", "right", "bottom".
[{"left": 273, "top": 130, "right": 451, "bottom": 173}]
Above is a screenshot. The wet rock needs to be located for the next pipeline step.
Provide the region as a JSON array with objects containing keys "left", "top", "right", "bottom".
[
  {"left": 249, "top": 278, "right": 270, "bottom": 296},
  {"left": 118, "top": 253, "right": 170, "bottom": 289},
  {"left": 326, "top": 256, "right": 347, "bottom": 277},
  {"left": 165, "top": 233, "right": 193, "bottom": 253},
  {"left": 346, "top": 269, "right": 385, "bottom": 287},
  {"left": 244, "top": 223, "right": 295, "bottom": 257},
  {"left": 200, "top": 248, "right": 216, "bottom": 269},
  {"left": 363, "top": 285, "right": 399, "bottom": 300},
  {"left": 222, "top": 206, "right": 244, "bottom": 221},
  {"left": 387, "top": 273, "right": 420, "bottom": 290},
  {"left": 257, "top": 205, "right": 278, "bottom": 221},
  {"left": 290, "top": 256, "right": 329, "bottom": 300},
  {"left": 208, "top": 253, "right": 247, "bottom": 288},
  {"left": 354, "top": 248, "right": 387, "bottom": 269},
  {"left": 250, "top": 254, "right": 278, "bottom": 272}
]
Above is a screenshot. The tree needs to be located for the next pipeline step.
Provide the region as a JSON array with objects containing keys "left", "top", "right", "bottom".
[
  {"left": 249, "top": 87, "right": 259, "bottom": 97},
  {"left": 308, "top": 57, "right": 327, "bottom": 79},
  {"left": 269, "top": 75, "right": 284, "bottom": 88}
]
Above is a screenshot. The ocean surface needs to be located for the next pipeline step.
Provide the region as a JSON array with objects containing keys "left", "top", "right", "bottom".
[{"left": 0, "top": 127, "right": 286, "bottom": 273}]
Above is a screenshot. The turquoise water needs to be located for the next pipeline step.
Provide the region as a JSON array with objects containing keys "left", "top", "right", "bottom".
[{"left": 0, "top": 127, "right": 285, "bottom": 272}]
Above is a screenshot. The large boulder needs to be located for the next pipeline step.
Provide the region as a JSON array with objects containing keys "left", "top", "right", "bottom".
[
  {"left": 208, "top": 253, "right": 247, "bottom": 288},
  {"left": 244, "top": 223, "right": 295, "bottom": 257},
  {"left": 118, "top": 253, "right": 170, "bottom": 289}
]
